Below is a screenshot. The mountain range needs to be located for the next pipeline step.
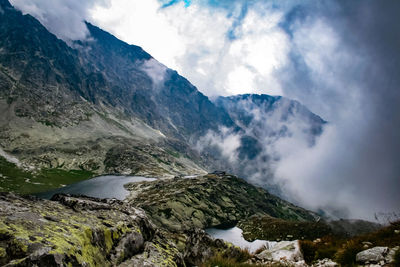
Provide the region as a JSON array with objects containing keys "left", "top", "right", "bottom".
[{"left": 0, "top": 0, "right": 323, "bottom": 194}]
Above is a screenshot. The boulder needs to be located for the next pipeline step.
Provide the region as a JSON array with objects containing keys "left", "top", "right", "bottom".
[
  {"left": 255, "top": 240, "right": 303, "bottom": 263},
  {"left": 356, "top": 246, "right": 389, "bottom": 264},
  {"left": 121, "top": 233, "right": 185, "bottom": 267}
]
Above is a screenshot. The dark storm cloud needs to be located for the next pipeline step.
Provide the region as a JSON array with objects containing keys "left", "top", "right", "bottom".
[
  {"left": 272, "top": 0, "right": 400, "bottom": 219},
  {"left": 194, "top": 0, "right": 400, "bottom": 219}
]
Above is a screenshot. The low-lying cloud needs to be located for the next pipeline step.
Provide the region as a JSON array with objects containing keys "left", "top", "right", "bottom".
[
  {"left": 139, "top": 58, "right": 168, "bottom": 88},
  {"left": 194, "top": 1, "right": 400, "bottom": 220}
]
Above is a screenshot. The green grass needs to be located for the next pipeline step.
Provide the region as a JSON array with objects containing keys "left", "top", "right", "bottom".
[{"left": 0, "top": 157, "right": 94, "bottom": 195}]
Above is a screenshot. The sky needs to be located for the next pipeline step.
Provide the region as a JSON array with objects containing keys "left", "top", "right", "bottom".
[{"left": 9, "top": 0, "right": 400, "bottom": 221}]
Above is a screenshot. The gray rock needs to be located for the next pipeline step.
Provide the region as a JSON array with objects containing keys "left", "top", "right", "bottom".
[
  {"left": 356, "top": 246, "right": 389, "bottom": 264},
  {"left": 385, "top": 246, "right": 400, "bottom": 263},
  {"left": 255, "top": 240, "right": 303, "bottom": 263},
  {"left": 112, "top": 231, "right": 145, "bottom": 264}
]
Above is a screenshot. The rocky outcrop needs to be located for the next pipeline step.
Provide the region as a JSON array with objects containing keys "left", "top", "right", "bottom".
[
  {"left": 125, "top": 174, "right": 318, "bottom": 232},
  {"left": 356, "top": 246, "right": 389, "bottom": 264},
  {"left": 118, "top": 233, "right": 185, "bottom": 267},
  {"left": 254, "top": 240, "right": 304, "bottom": 264},
  {"left": 0, "top": 192, "right": 189, "bottom": 266},
  {"left": 0, "top": 191, "right": 255, "bottom": 266}
]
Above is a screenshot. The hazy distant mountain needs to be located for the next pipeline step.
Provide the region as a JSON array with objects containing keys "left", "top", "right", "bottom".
[{"left": 215, "top": 94, "right": 325, "bottom": 145}]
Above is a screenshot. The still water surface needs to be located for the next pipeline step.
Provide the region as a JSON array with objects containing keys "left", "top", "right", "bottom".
[
  {"left": 206, "top": 226, "right": 276, "bottom": 253},
  {"left": 36, "top": 175, "right": 156, "bottom": 200}
]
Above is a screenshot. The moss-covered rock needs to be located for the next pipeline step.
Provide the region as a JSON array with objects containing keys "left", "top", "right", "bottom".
[
  {"left": 0, "top": 192, "right": 245, "bottom": 266},
  {"left": 125, "top": 174, "right": 318, "bottom": 232},
  {"left": 0, "top": 192, "right": 161, "bottom": 266}
]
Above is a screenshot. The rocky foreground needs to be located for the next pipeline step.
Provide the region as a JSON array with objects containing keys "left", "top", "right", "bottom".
[
  {"left": 0, "top": 174, "right": 398, "bottom": 266},
  {"left": 0, "top": 192, "right": 240, "bottom": 266}
]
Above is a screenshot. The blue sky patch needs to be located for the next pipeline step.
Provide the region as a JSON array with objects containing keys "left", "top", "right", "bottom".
[{"left": 160, "top": 0, "right": 192, "bottom": 8}]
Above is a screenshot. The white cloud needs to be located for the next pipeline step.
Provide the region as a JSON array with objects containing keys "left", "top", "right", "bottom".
[
  {"left": 139, "top": 58, "right": 168, "bottom": 87},
  {"left": 196, "top": 126, "right": 241, "bottom": 164},
  {"left": 11, "top": 0, "right": 291, "bottom": 96},
  {"left": 226, "top": 8, "right": 289, "bottom": 96},
  {"left": 90, "top": 0, "right": 185, "bottom": 69},
  {"left": 89, "top": 0, "right": 289, "bottom": 97},
  {"left": 226, "top": 66, "right": 255, "bottom": 95},
  {"left": 10, "top": 0, "right": 110, "bottom": 42}
]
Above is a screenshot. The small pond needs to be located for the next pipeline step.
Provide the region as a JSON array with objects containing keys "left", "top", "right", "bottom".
[
  {"left": 35, "top": 175, "right": 156, "bottom": 200},
  {"left": 206, "top": 226, "right": 276, "bottom": 253}
]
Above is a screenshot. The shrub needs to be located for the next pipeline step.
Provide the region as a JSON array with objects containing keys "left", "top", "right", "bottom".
[
  {"left": 202, "top": 247, "right": 253, "bottom": 267},
  {"left": 202, "top": 253, "right": 253, "bottom": 267},
  {"left": 315, "top": 246, "right": 337, "bottom": 260},
  {"left": 393, "top": 249, "right": 400, "bottom": 267},
  {"left": 335, "top": 240, "right": 363, "bottom": 266},
  {"left": 299, "top": 240, "right": 316, "bottom": 264},
  {"left": 233, "top": 247, "right": 252, "bottom": 263}
]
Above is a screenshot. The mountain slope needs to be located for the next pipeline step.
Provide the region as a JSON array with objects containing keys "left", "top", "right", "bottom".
[
  {"left": 0, "top": 0, "right": 212, "bottom": 192},
  {"left": 78, "top": 22, "right": 235, "bottom": 139}
]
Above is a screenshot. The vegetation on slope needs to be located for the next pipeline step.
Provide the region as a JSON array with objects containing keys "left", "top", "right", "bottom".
[
  {"left": 0, "top": 157, "right": 93, "bottom": 194},
  {"left": 299, "top": 220, "right": 400, "bottom": 265},
  {"left": 125, "top": 173, "right": 317, "bottom": 232},
  {"left": 238, "top": 215, "right": 331, "bottom": 242}
]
